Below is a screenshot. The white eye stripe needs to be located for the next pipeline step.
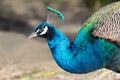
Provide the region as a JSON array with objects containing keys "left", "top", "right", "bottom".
[
  {"left": 36, "top": 29, "right": 40, "bottom": 33},
  {"left": 40, "top": 26, "right": 48, "bottom": 35}
]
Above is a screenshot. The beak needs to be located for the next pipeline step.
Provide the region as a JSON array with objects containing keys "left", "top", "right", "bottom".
[{"left": 28, "top": 32, "right": 37, "bottom": 39}]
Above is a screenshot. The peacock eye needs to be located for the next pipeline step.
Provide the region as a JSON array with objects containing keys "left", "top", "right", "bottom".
[
  {"left": 40, "top": 26, "right": 48, "bottom": 35},
  {"left": 40, "top": 28, "right": 44, "bottom": 32}
]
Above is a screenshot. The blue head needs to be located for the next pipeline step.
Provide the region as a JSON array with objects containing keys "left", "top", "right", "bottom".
[
  {"left": 29, "top": 22, "right": 55, "bottom": 40},
  {"left": 29, "top": 7, "right": 65, "bottom": 40}
]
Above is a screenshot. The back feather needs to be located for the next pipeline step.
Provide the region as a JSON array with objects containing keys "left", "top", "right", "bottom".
[{"left": 91, "top": 2, "right": 120, "bottom": 47}]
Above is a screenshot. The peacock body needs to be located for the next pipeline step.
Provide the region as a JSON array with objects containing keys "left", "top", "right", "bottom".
[{"left": 29, "top": 2, "right": 120, "bottom": 73}]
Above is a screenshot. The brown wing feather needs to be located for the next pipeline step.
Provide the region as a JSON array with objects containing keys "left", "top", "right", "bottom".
[{"left": 92, "top": 3, "right": 120, "bottom": 47}]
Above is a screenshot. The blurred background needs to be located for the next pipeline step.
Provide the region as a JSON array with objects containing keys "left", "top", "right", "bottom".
[{"left": 0, "top": 0, "right": 120, "bottom": 80}]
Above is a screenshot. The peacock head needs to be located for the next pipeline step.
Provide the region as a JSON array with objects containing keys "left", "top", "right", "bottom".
[
  {"left": 29, "top": 7, "right": 64, "bottom": 40},
  {"left": 29, "top": 22, "right": 55, "bottom": 40}
]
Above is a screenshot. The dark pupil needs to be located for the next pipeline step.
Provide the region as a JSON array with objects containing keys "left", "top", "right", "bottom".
[
  {"left": 36, "top": 28, "right": 44, "bottom": 35},
  {"left": 40, "top": 28, "right": 44, "bottom": 32}
]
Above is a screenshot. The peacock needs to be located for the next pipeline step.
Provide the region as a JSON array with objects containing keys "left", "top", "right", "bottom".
[{"left": 29, "top": 2, "right": 120, "bottom": 73}]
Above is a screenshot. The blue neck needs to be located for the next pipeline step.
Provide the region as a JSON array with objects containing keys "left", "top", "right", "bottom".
[
  {"left": 48, "top": 27, "right": 70, "bottom": 52},
  {"left": 48, "top": 27, "right": 76, "bottom": 71},
  {"left": 47, "top": 27, "right": 117, "bottom": 73}
]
